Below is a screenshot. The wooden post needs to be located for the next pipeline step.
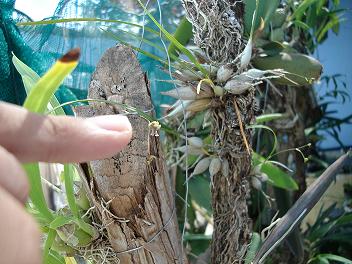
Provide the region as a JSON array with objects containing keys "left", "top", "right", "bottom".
[{"left": 74, "top": 45, "right": 185, "bottom": 264}]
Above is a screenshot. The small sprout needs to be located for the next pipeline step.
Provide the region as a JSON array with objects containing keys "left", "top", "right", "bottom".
[
  {"left": 149, "top": 121, "right": 161, "bottom": 136},
  {"left": 196, "top": 78, "right": 214, "bottom": 94},
  {"left": 217, "top": 65, "right": 234, "bottom": 83},
  {"left": 192, "top": 157, "right": 211, "bottom": 176},
  {"left": 221, "top": 159, "right": 230, "bottom": 178},
  {"left": 252, "top": 176, "right": 262, "bottom": 190},
  {"left": 209, "top": 157, "right": 222, "bottom": 177},
  {"left": 149, "top": 121, "right": 161, "bottom": 130},
  {"left": 188, "top": 137, "right": 204, "bottom": 148},
  {"left": 213, "top": 85, "right": 224, "bottom": 97},
  {"left": 76, "top": 187, "right": 90, "bottom": 211},
  {"left": 240, "top": 38, "right": 253, "bottom": 70}
]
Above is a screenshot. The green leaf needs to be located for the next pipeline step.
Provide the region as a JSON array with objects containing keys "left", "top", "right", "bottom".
[
  {"left": 318, "top": 254, "right": 352, "bottom": 264},
  {"left": 23, "top": 49, "right": 79, "bottom": 113},
  {"left": 50, "top": 215, "right": 74, "bottom": 229},
  {"left": 183, "top": 234, "right": 212, "bottom": 241},
  {"left": 245, "top": 233, "right": 261, "bottom": 264},
  {"left": 260, "top": 41, "right": 286, "bottom": 56},
  {"left": 168, "top": 17, "right": 193, "bottom": 60},
  {"left": 24, "top": 163, "right": 54, "bottom": 222},
  {"left": 253, "top": 153, "right": 299, "bottom": 191},
  {"left": 317, "top": 14, "right": 343, "bottom": 42},
  {"left": 64, "top": 165, "right": 79, "bottom": 218},
  {"left": 136, "top": 0, "right": 208, "bottom": 77},
  {"left": 336, "top": 213, "right": 352, "bottom": 225},
  {"left": 256, "top": 113, "right": 285, "bottom": 123},
  {"left": 17, "top": 18, "right": 158, "bottom": 36},
  {"left": 244, "top": 0, "right": 280, "bottom": 34},
  {"left": 47, "top": 250, "right": 66, "bottom": 264},
  {"left": 12, "top": 53, "right": 65, "bottom": 115},
  {"left": 11, "top": 52, "right": 40, "bottom": 91},
  {"left": 43, "top": 229, "right": 57, "bottom": 263},
  {"left": 292, "top": 20, "right": 311, "bottom": 31},
  {"left": 292, "top": 0, "right": 321, "bottom": 20},
  {"left": 252, "top": 52, "right": 323, "bottom": 86},
  {"left": 188, "top": 176, "right": 212, "bottom": 212}
]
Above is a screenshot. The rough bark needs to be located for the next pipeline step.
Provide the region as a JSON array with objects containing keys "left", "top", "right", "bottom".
[
  {"left": 181, "top": 1, "right": 253, "bottom": 263},
  {"left": 210, "top": 93, "right": 255, "bottom": 263},
  {"left": 74, "top": 45, "right": 185, "bottom": 264}
]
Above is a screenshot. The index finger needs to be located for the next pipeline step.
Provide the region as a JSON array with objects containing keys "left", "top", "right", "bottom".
[{"left": 0, "top": 102, "right": 132, "bottom": 163}]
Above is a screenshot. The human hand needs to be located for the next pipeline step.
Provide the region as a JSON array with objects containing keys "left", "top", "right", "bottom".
[{"left": 0, "top": 102, "right": 132, "bottom": 264}]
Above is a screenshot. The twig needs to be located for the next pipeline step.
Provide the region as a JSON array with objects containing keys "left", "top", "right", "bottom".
[{"left": 233, "top": 98, "right": 251, "bottom": 155}]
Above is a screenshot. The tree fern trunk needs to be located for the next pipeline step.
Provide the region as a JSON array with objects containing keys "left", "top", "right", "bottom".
[
  {"left": 210, "top": 93, "right": 255, "bottom": 263},
  {"left": 181, "top": 1, "right": 254, "bottom": 262}
]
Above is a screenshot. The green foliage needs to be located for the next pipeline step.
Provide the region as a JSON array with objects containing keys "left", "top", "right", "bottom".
[
  {"left": 23, "top": 51, "right": 78, "bottom": 113},
  {"left": 188, "top": 176, "right": 212, "bottom": 212},
  {"left": 15, "top": 51, "right": 80, "bottom": 264},
  {"left": 305, "top": 196, "right": 352, "bottom": 263},
  {"left": 136, "top": 0, "right": 208, "bottom": 77},
  {"left": 256, "top": 113, "right": 285, "bottom": 124},
  {"left": 252, "top": 52, "right": 323, "bottom": 86},
  {"left": 244, "top": 232, "right": 261, "bottom": 264},
  {"left": 23, "top": 163, "right": 54, "bottom": 222},
  {"left": 244, "top": 0, "right": 281, "bottom": 34},
  {"left": 253, "top": 153, "right": 299, "bottom": 191},
  {"left": 253, "top": 152, "right": 351, "bottom": 264},
  {"left": 12, "top": 53, "right": 65, "bottom": 116},
  {"left": 168, "top": 17, "right": 193, "bottom": 59}
]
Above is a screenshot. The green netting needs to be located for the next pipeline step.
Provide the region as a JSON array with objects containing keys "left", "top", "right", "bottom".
[{"left": 1, "top": 0, "right": 183, "bottom": 116}]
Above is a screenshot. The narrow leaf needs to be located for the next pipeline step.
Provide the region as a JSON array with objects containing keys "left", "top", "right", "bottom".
[
  {"left": 24, "top": 163, "right": 53, "bottom": 222},
  {"left": 23, "top": 48, "right": 80, "bottom": 113},
  {"left": 252, "top": 151, "right": 352, "bottom": 264},
  {"left": 136, "top": 0, "right": 208, "bottom": 76}
]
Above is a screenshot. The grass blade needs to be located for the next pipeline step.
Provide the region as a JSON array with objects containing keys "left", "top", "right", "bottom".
[
  {"left": 17, "top": 18, "right": 159, "bottom": 35},
  {"left": 136, "top": 0, "right": 208, "bottom": 76}
]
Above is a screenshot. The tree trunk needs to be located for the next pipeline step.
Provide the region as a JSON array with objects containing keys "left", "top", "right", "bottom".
[
  {"left": 181, "top": 1, "right": 254, "bottom": 263},
  {"left": 210, "top": 93, "right": 255, "bottom": 263},
  {"left": 74, "top": 45, "right": 185, "bottom": 264}
]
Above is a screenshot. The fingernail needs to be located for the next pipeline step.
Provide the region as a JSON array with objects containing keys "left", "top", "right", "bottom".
[{"left": 86, "top": 115, "right": 132, "bottom": 133}]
